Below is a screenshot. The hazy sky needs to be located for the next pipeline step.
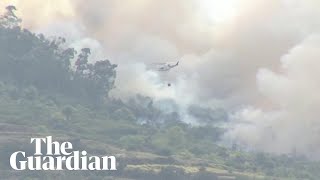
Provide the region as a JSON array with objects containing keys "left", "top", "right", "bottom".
[{"left": 2, "top": 0, "right": 320, "bottom": 156}]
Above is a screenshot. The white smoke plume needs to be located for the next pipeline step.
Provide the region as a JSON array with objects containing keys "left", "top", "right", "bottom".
[
  {"left": 2, "top": 0, "right": 320, "bottom": 156},
  {"left": 227, "top": 35, "right": 320, "bottom": 157}
]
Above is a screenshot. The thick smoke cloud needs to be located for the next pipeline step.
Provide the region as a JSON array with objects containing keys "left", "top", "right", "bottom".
[
  {"left": 2, "top": 0, "right": 320, "bottom": 155},
  {"left": 227, "top": 35, "right": 320, "bottom": 157}
]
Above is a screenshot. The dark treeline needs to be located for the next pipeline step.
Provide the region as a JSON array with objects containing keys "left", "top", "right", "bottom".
[{"left": 0, "top": 6, "right": 117, "bottom": 105}]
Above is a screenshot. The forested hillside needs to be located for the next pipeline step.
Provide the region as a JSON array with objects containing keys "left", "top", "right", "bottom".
[{"left": 0, "top": 6, "right": 320, "bottom": 180}]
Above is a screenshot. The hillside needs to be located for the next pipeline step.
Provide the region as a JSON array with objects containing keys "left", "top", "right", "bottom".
[
  {"left": 0, "top": 7, "right": 320, "bottom": 180},
  {"left": 0, "top": 86, "right": 306, "bottom": 180}
]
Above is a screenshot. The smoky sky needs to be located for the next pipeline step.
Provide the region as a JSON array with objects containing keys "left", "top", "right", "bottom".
[{"left": 2, "top": 0, "right": 320, "bottom": 156}]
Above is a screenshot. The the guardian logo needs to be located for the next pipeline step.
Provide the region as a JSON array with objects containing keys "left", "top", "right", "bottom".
[{"left": 10, "top": 136, "right": 117, "bottom": 171}]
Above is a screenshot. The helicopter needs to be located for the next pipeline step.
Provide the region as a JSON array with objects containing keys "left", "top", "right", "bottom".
[
  {"left": 148, "top": 60, "right": 180, "bottom": 87},
  {"left": 152, "top": 61, "right": 179, "bottom": 71}
]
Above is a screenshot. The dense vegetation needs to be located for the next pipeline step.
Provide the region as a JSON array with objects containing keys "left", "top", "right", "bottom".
[{"left": 0, "top": 6, "right": 320, "bottom": 180}]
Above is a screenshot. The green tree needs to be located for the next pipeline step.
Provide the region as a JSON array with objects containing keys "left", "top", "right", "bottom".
[
  {"left": 0, "top": 5, "right": 22, "bottom": 28},
  {"left": 62, "top": 105, "right": 74, "bottom": 121}
]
